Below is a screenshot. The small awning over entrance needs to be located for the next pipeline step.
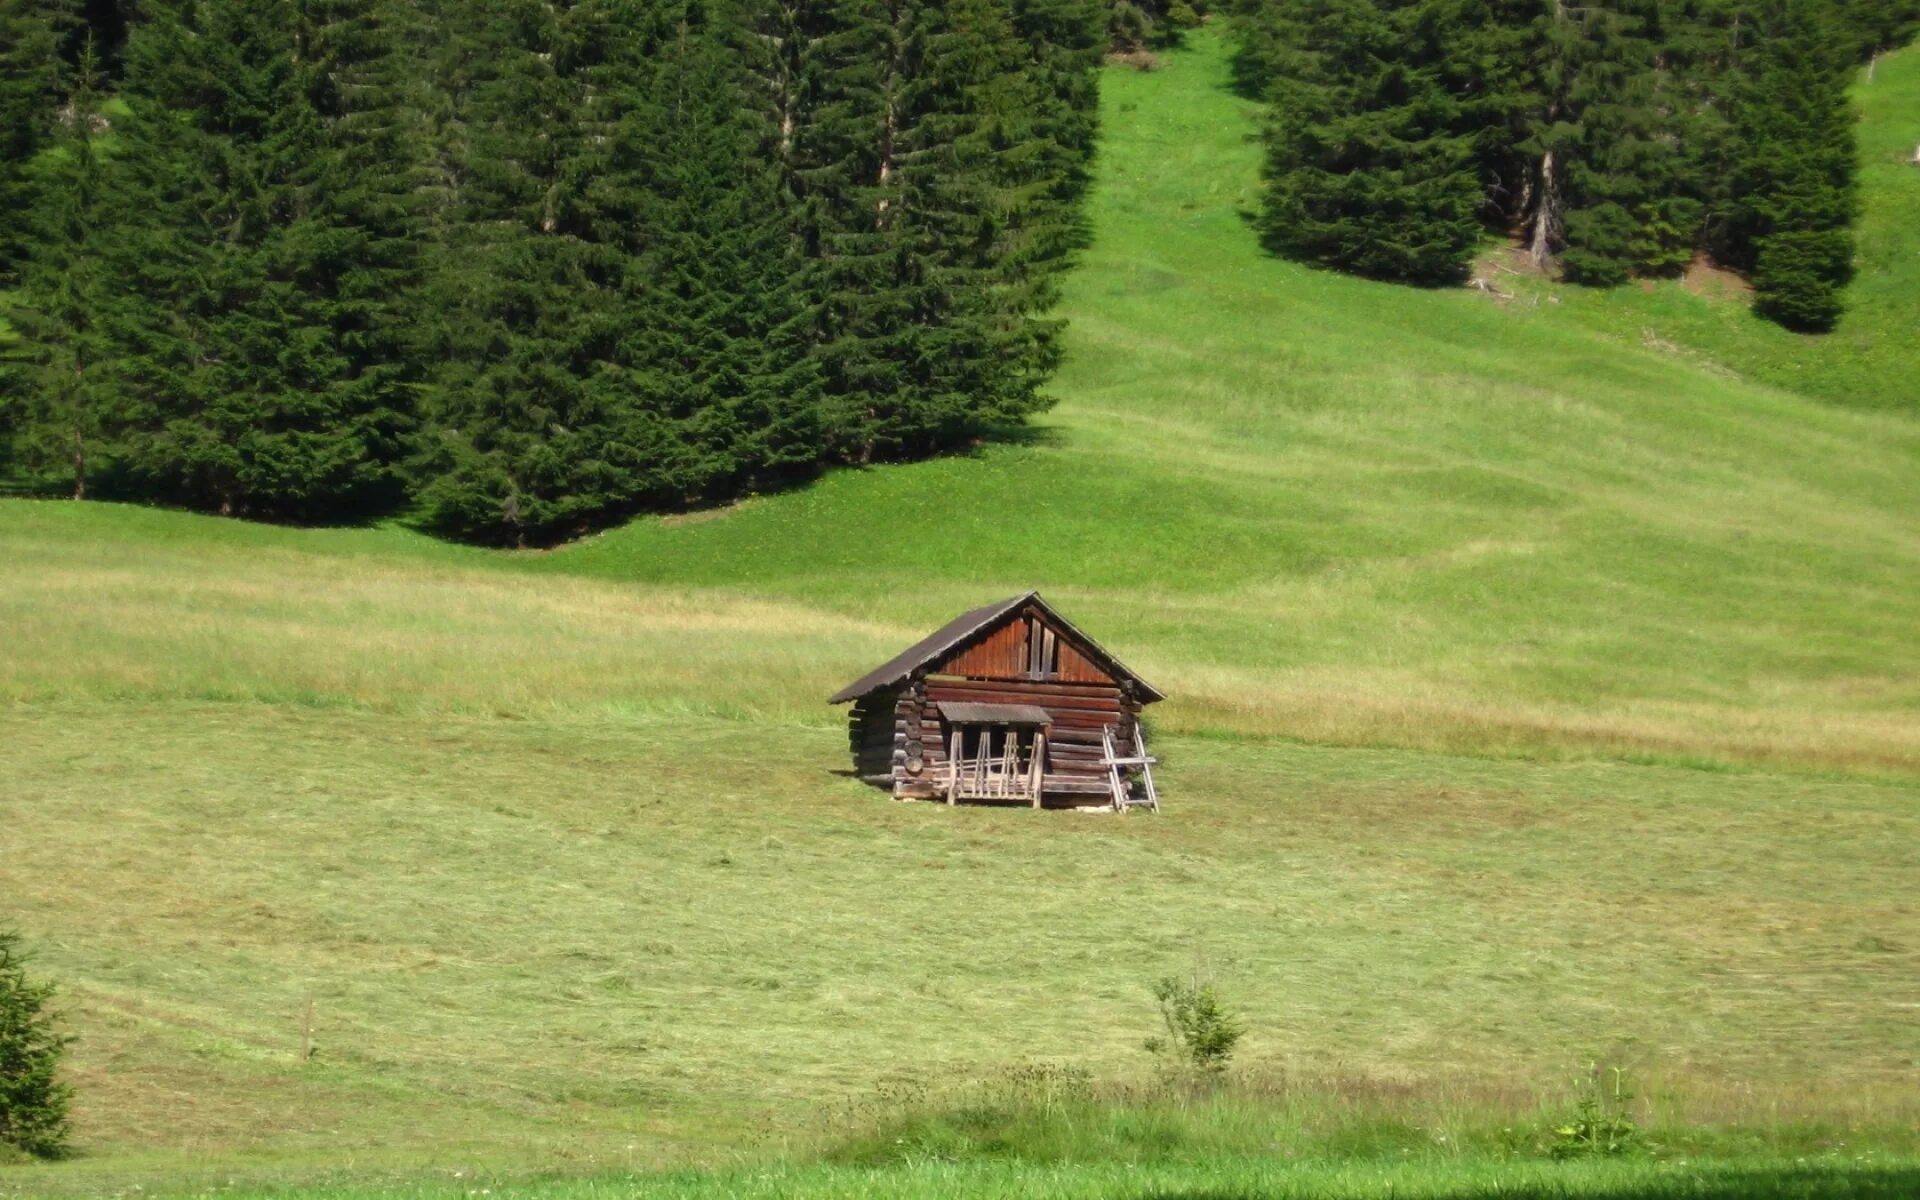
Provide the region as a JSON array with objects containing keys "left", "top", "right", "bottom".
[{"left": 937, "top": 702, "right": 1053, "bottom": 726}]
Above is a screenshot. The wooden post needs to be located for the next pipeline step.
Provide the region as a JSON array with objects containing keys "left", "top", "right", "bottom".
[
  {"left": 948, "top": 729, "right": 961, "bottom": 805},
  {"left": 1031, "top": 732, "right": 1046, "bottom": 808}
]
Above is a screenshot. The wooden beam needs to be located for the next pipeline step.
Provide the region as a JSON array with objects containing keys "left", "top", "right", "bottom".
[{"left": 1031, "top": 732, "right": 1046, "bottom": 808}]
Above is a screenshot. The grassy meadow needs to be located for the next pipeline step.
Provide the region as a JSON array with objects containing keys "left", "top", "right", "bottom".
[{"left": 3, "top": 25, "right": 1919, "bottom": 1200}]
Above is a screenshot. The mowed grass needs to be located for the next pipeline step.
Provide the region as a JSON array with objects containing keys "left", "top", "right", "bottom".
[
  {"left": 3, "top": 24, "right": 1919, "bottom": 1199},
  {"left": 4, "top": 516, "right": 1918, "bottom": 1188}
]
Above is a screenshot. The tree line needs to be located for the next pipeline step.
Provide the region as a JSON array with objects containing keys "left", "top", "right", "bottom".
[
  {"left": 1231, "top": 0, "right": 1916, "bottom": 330},
  {"left": 0, "top": 0, "right": 1107, "bottom": 543}
]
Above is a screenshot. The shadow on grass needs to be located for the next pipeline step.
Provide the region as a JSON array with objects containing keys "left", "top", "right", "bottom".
[{"left": 1148, "top": 1166, "right": 1920, "bottom": 1200}]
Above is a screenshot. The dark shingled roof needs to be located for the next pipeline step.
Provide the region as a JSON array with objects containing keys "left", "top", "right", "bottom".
[{"left": 828, "top": 591, "right": 1164, "bottom": 705}]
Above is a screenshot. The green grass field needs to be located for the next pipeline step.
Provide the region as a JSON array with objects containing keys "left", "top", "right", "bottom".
[{"left": 2, "top": 27, "right": 1917, "bottom": 1200}]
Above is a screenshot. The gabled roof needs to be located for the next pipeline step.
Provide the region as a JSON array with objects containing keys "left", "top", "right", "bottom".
[{"left": 828, "top": 591, "right": 1164, "bottom": 705}]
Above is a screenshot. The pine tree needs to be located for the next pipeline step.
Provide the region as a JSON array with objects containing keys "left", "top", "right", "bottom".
[
  {"left": 1108, "top": 0, "right": 1206, "bottom": 53},
  {"left": 1551, "top": 0, "right": 1701, "bottom": 285},
  {"left": 1833, "top": 0, "right": 1920, "bottom": 63},
  {"left": 415, "top": 0, "right": 670, "bottom": 545},
  {"left": 1010, "top": 0, "right": 1105, "bottom": 208},
  {"left": 1727, "top": 0, "right": 1859, "bottom": 331},
  {"left": 106, "top": 0, "right": 423, "bottom": 518},
  {"left": 3, "top": 37, "right": 124, "bottom": 499},
  {"left": 0, "top": 0, "right": 76, "bottom": 284},
  {"left": 1253, "top": 0, "right": 1485, "bottom": 285},
  {"left": 607, "top": 0, "right": 825, "bottom": 501},
  {"left": 0, "top": 928, "right": 72, "bottom": 1161},
  {"left": 814, "top": 0, "right": 1077, "bottom": 460}
]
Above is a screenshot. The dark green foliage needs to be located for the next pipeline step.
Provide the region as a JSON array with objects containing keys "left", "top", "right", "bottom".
[
  {"left": 1728, "top": 0, "right": 1859, "bottom": 331},
  {"left": 612, "top": 5, "right": 828, "bottom": 501},
  {"left": 3, "top": 39, "right": 123, "bottom": 498},
  {"left": 1110, "top": 0, "right": 1206, "bottom": 52},
  {"left": 1833, "top": 0, "right": 1920, "bottom": 61},
  {"left": 1236, "top": 0, "right": 1879, "bottom": 324},
  {"left": 412, "top": 0, "right": 653, "bottom": 544},
  {"left": 0, "top": 929, "right": 72, "bottom": 1161},
  {"left": 103, "top": 0, "right": 423, "bottom": 519},
  {"left": 417, "top": 0, "right": 1097, "bottom": 543},
  {"left": 420, "top": 0, "right": 837, "bottom": 545},
  {"left": 0, "top": 0, "right": 77, "bottom": 283},
  {"left": 761, "top": 0, "right": 1085, "bottom": 468},
  {"left": 1546, "top": 1, "right": 1694, "bottom": 284},
  {"left": 1252, "top": 0, "right": 1485, "bottom": 285},
  {"left": 4, "top": 0, "right": 1100, "bottom": 540}
]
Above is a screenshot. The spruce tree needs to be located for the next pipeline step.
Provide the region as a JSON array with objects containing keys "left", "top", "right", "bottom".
[
  {"left": 1011, "top": 0, "right": 1105, "bottom": 208},
  {"left": 0, "top": 0, "right": 76, "bottom": 284},
  {"left": 414, "top": 0, "right": 664, "bottom": 545},
  {"left": 1727, "top": 0, "right": 1859, "bottom": 331},
  {"left": 0, "top": 928, "right": 72, "bottom": 1161},
  {"left": 3, "top": 38, "right": 124, "bottom": 499},
  {"left": 1833, "top": 0, "right": 1920, "bottom": 63},
  {"left": 801, "top": 0, "right": 1073, "bottom": 461},
  {"left": 106, "top": 0, "right": 423, "bottom": 518},
  {"left": 607, "top": 0, "right": 825, "bottom": 501},
  {"left": 1550, "top": 0, "right": 1701, "bottom": 285},
  {"left": 1109, "top": 0, "right": 1206, "bottom": 53},
  {"left": 1253, "top": 0, "right": 1485, "bottom": 285}
]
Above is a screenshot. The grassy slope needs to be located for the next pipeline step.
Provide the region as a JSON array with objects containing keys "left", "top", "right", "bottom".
[
  {"left": 2, "top": 25, "right": 1919, "bottom": 1196},
  {"left": 520, "top": 31, "right": 1920, "bottom": 774}
]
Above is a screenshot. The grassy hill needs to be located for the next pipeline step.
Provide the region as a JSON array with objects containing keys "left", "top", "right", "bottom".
[{"left": 2, "top": 27, "right": 1917, "bottom": 1199}]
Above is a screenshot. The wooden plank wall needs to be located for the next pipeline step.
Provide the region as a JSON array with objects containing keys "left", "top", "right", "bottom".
[
  {"left": 853, "top": 606, "right": 1146, "bottom": 805},
  {"left": 936, "top": 607, "right": 1117, "bottom": 687},
  {"left": 913, "top": 678, "right": 1138, "bottom": 803}
]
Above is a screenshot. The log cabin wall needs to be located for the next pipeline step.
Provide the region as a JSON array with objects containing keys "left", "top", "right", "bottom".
[
  {"left": 848, "top": 689, "right": 908, "bottom": 785},
  {"left": 891, "top": 604, "right": 1141, "bottom": 805},
  {"left": 834, "top": 593, "right": 1159, "bottom": 807}
]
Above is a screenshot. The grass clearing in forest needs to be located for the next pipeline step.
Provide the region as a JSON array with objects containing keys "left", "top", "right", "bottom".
[{"left": 3, "top": 24, "right": 1918, "bottom": 1200}]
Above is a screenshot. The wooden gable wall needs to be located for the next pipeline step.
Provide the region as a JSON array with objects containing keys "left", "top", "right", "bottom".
[{"left": 933, "top": 606, "right": 1118, "bottom": 686}]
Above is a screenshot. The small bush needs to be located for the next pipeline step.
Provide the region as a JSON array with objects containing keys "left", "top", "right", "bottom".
[
  {"left": 0, "top": 928, "right": 73, "bottom": 1160},
  {"left": 1547, "top": 1064, "right": 1639, "bottom": 1160},
  {"left": 1144, "top": 973, "right": 1243, "bottom": 1077}
]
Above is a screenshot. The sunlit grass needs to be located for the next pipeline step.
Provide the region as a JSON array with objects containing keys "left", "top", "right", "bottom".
[{"left": 2, "top": 25, "right": 1917, "bottom": 1199}]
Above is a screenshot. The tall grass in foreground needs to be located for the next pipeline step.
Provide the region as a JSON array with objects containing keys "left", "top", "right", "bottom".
[
  {"left": 8, "top": 1151, "right": 1918, "bottom": 1200},
  {"left": 809, "top": 1065, "right": 1920, "bottom": 1169}
]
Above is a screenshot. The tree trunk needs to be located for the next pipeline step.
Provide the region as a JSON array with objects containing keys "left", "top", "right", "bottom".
[
  {"left": 874, "top": 0, "right": 907, "bottom": 229},
  {"left": 71, "top": 427, "right": 86, "bottom": 501},
  {"left": 1527, "top": 150, "right": 1560, "bottom": 268}
]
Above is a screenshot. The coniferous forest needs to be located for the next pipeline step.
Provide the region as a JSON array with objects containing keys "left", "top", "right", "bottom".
[
  {"left": 0, "top": 0, "right": 1106, "bottom": 541},
  {"left": 0, "top": 0, "right": 1909, "bottom": 540},
  {"left": 1233, "top": 0, "right": 1916, "bottom": 323}
]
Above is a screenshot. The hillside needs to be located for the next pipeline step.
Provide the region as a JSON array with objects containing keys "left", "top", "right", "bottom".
[{"left": 2, "top": 25, "right": 1918, "bottom": 1196}]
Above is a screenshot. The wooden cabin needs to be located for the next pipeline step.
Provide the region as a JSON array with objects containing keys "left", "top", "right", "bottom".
[{"left": 830, "top": 593, "right": 1164, "bottom": 810}]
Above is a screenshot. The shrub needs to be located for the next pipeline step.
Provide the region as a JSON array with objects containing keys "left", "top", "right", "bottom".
[
  {"left": 1548, "top": 1064, "right": 1639, "bottom": 1160},
  {"left": 1144, "top": 973, "right": 1244, "bottom": 1076},
  {"left": 0, "top": 928, "right": 73, "bottom": 1159}
]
